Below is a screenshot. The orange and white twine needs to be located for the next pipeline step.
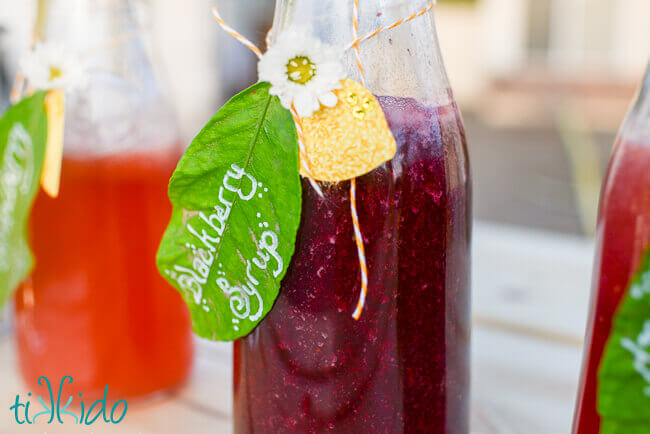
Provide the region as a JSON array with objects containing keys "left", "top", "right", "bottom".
[
  {"left": 10, "top": 25, "right": 36, "bottom": 104},
  {"left": 350, "top": 178, "right": 368, "bottom": 319},
  {"left": 10, "top": 73, "right": 26, "bottom": 104},
  {"left": 265, "top": 27, "right": 274, "bottom": 50},
  {"left": 211, "top": 1, "right": 436, "bottom": 319},
  {"left": 289, "top": 105, "right": 324, "bottom": 196},
  {"left": 349, "top": 0, "right": 368, "bottom": 320},
  {"left": 211, "top": 8, "right": 263, "bottom": 59},
  {"left": 349, "top": 0, "right": 435, "bottom": 319},
  {"left": 346, "top": 1, "right": 436, "bottom": 51},
  {"left": 351, "top": 0, "right": 366, "bottom": 86}
]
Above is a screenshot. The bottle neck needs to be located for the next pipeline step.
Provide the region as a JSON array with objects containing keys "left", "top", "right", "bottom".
[
  {"left": 35, "top": 0, "right": 178, "bottom": 155},
  {"left": 35, "top": 0, "right": 146, "bottom": 80},
  {"left": 36, "top": 0, "right": 136, "bottom": 48},
  {"left": 271, "top": 0, "right": 452, "bottom": 106}
]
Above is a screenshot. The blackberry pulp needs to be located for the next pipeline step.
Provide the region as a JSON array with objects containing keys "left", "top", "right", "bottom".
[{"left": 234, "top": 96, "right": 471, "bottom": 433}]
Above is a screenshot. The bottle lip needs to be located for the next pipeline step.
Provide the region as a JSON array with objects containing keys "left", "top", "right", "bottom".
[
  {"left": 35, "top": 0, "right": 140, "bottom": 52},
  {"left": 371, "top": 0, "right": 432, "bottom": 12},
  {"left": 622, "top": 67, "right": 650, "bottom": 144},
  {"left": 641, "top": 60, "right": 650, "bottom": 94},
  {"left": 272, "top": 0, "right": 434, "bottom": 31},
  {"left": 81, "top": 0, "right": 132, "bottom": 7},
  {"left": 38, "top": 0, "right": 132, "bottom": 11}
]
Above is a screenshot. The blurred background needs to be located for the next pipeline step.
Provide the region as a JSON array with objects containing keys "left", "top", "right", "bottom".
[
  {"left": 0, "top": 0, "right": 649, "bottom": 432},
  {"left": 1, "top": 0, "right": 648, "bottom": 236}
]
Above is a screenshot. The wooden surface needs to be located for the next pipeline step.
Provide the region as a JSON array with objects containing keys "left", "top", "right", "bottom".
[{"left": 0, "top": 221, "right": 593, "bottom": 433}]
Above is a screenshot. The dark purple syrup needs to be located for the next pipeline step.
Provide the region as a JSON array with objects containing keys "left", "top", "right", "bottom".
[{"left": 234, "top": 96, "right": 471, "bottom": 433}]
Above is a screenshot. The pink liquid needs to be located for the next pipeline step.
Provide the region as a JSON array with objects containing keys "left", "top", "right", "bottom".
[
  {"left": 14, "top": 147, "right": 194, "bottom": 399},
  {"left": 573, "top": 139, "right": 650, "bottom": 432},
  {"left": 234, "top": 97, "right": 471, "bottom": 433}
]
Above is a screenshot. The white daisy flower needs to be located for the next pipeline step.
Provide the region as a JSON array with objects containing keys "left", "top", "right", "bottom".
[
  {"left": 258, "top": 28, "right": 346, "bottom": 118},
  {"left": 20, "top": 43, "right": 87, "bottom": 93}
]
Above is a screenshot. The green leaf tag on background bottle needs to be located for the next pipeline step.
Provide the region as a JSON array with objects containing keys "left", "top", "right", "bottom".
[
  {"left": 0, "top": 92, "right": 48, "bottom": 307},
  {"left": 599, "top": 248, "right": 650, "bottom": 433},
  {"left": 157, "top": 82, "right": 302, "bottom": 341}
]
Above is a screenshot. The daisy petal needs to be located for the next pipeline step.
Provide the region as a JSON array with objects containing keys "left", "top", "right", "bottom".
[
  {"left": 20, "top": 42, "right": 87, "bottom": 93},
  {"left": 278, "top": 93, "right": 294, "bottom": 110},
  {"left": 319, "top": 92, "right": 338, "bottom": 108},
  {"left": 294, "top": 92, "right": 318, "bottom": 118},
  {"left": 257, "top": 26, "right": 347, "bottom": 118}
]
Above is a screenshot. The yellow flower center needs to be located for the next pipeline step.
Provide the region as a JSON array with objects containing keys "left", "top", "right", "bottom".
[
  {"left": 49, "top": 66, "right": 63, "bottom": 81},
  {"left": 286, "top": 56, "right": 316, "bottom": 85}
]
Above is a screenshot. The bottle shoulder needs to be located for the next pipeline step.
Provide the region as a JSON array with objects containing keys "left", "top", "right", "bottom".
[{"left": 599, "top": 138, "right": 650, "bottom": 221}]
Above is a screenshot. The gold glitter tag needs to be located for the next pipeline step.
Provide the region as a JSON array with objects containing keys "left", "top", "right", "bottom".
[
  {"left": 298, "top": 79, "right": 396, "bottom": 182},
  {"left": 41, "top": 90, "right": 65, "bottom": 198}
]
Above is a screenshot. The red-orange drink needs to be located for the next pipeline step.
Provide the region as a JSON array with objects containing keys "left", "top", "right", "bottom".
[
  {"left": 14, "top": 147, "right": 193, "bottom": 399},
  {"left": 573, "top": 138, "right": 650, "bottom": 432}
]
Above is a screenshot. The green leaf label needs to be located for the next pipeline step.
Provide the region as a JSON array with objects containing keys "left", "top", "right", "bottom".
[
  {"left": 0, "top": 92, "right": 48, "bottom": 307},
  {"left": 599, "top": 248, "right": 650, "bottom": 432},
  {"left": 157, "top": 82, "right": 302, "bottom": 341}
]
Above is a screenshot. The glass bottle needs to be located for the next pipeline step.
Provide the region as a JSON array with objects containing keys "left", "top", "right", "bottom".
[
  {"left": 573, "top": 64, "right": 650, "bottom": 433},
  {"left": 13, "top": 0, "right": 193, "bottom": 399},
  {"left": 233, "top": 0, "right": 472, "bottom": 432}
]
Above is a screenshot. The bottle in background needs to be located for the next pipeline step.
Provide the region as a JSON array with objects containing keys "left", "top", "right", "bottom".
[
  {"left": 13, "top": 0, "right": 193, "bottom": 399},
  {"left": 573, "top": 63, "right": 650, "bottom": 433}
]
